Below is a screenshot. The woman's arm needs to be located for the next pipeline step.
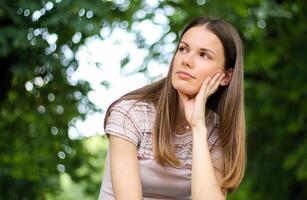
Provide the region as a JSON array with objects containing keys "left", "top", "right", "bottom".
[
  {"left": 109, "top": 135, "right": 143, "bottom": 200},
  {"left": 191, "top": 125, "right": 226, "bottom": 200},
  {"left": 178, "top": 73, "right": 227, "bottom": 199}
]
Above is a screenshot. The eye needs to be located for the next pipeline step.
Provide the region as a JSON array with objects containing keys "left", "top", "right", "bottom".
[
  {"left": 200, "top": 51, "right": 211, "bottom": 59},
  {"left": 178, "top": 46, "right": 188, "bottom": 53}
]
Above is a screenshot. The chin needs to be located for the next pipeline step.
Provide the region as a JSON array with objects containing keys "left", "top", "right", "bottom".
[
  {"left": 172, "top": 83, "right": 198, "bottom": 97},
  {"left": 171, "top": 76, "right": 200, "bottom": 97},
  {"left": 179, "top": 89, "right": 197, "bottom": 98}
]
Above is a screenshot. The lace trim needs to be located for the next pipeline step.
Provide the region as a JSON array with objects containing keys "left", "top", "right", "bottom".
[
  {"left": 111, "top": 100, "right": 221, "bottom": 169},
  {"left": 137, "top": 129, "right": 219, "bottom": 169}
]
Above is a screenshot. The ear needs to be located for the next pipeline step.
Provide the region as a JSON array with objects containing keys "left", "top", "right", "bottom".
[{"left": 220, "top": 68, "right": 233, "bottom": 86}]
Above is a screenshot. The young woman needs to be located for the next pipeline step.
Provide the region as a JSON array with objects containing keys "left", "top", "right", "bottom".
[{"left": 99, "top": 16, "right": 246, "bottom": 200}]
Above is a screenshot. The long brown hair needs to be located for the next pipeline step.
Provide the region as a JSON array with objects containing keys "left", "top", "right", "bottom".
[{"left": 104, "top": 16, "right": 246, "bottom": 192}]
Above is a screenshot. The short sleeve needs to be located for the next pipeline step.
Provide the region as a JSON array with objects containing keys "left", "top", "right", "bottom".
[{"left": 105, "top": 100, "right": 141, "bottom": 145}]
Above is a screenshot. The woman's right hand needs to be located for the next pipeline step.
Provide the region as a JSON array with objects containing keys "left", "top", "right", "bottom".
[{"left": 178, "top": 73, "right": 225, "bottom": 129}]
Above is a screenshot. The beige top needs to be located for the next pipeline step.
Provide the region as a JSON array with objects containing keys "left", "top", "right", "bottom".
[{"left": 99, "top": 100, "right": 222, "bottom": 200}]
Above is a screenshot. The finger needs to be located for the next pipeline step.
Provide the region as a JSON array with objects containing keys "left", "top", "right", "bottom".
[
  {"left": 199, "top": 76, "right": 212, "bottom": 95},
  {"left": 211, "top": 73, "right": 225, "bottom": 90},
  {"left": 198, "top": 73, "right": 223, "bottom": 100},
  {"left": 208, "top": 74, "right": 225, "bottom": 95},
  {"left": 207, "top": 73, "right": 222, "bottom": 90},
  {"left": 197, "top": 76, "right": 212, "bottom": 101},
  {"left": 200, "top": 73, "right": 224, "bottom": 99}
]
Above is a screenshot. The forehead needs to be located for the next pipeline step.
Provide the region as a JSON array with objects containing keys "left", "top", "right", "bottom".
[{"left": 181, "top": 26, "right": 224, "bottom": 53}]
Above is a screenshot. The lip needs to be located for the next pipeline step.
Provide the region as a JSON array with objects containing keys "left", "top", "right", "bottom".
[{"left": 176, "top": 70, "right": 195, "bottom": 79}]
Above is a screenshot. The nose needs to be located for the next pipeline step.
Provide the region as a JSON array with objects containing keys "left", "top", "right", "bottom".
[{"left": 182, "top": 52, "right": 193, "bottom": 68}]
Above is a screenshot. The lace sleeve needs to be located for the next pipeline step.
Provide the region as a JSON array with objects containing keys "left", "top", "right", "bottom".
[{"left": 105, "top": 100, "right": 141, "bottom": 145}]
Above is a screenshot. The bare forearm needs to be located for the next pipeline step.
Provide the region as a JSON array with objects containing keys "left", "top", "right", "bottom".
[
  {"left": 191, "top": 125, "right": 225, "bottom": 200},
  {"left": 110, "top": 136, "right": 143, "bottom": 200}
]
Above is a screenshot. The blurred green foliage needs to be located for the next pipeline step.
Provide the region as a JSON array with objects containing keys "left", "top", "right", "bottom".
[{"left": 0, "top": 0, "right": 306, "bottom": 199}]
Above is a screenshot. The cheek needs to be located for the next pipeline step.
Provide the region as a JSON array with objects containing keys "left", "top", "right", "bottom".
[
  {"left": 171, "top": 56, "right": 180, "bottom": 83},
  {"left": 198, "top": 65, "right": 224, "bottom": 80},
  {"left": 171, "top": 72, "right": 179, "bottom": 91},
  {"left": 194, "top": 66, "right": 224, "bottom": 90},
  {"left": 172, "top": 55, "right": 180, "bottom": 68},
  {"left": 171, "top": 76, "right": 200, "bottom": 96},
  {"left": 197, "top": 70, "right": 215, "bottom": 82},
  {"left": 171, "top": 67, "right": 178, "bottom": 87}
]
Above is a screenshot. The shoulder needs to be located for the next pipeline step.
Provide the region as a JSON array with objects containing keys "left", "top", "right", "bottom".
[
  {"left": 111, "top": 99, "right": 155, "bottom": 115},
  {"left": 105, "top": 99, "right": 154, "bottom": 145},
  {"left": 110, "top": 99, "right": 156, "bottom": 131}
]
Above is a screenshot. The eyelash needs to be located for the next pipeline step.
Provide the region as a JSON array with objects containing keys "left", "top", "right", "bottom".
[
  {"left": 200, "top": 52, "right": 210, "bottom": 59},
  {"left": 178, "top": 46, "right": 211, "bottom": 59},
  {"left": 178, "top": 46, "right": 188, "bottom": 53}
]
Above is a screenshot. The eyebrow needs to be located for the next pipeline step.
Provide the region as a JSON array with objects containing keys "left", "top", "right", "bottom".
[{"left": 180, "top": 41, "right": 215, "bottom": 56}]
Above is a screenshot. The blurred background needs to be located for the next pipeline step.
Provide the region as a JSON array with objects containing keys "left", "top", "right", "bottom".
[{"left": 0, "top": 0, "right": 306, "bottom": 199}]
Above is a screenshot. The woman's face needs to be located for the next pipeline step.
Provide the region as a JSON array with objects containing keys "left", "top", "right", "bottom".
[{"left": 171, "top": 25, "right": 226, "bottom": 97}]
